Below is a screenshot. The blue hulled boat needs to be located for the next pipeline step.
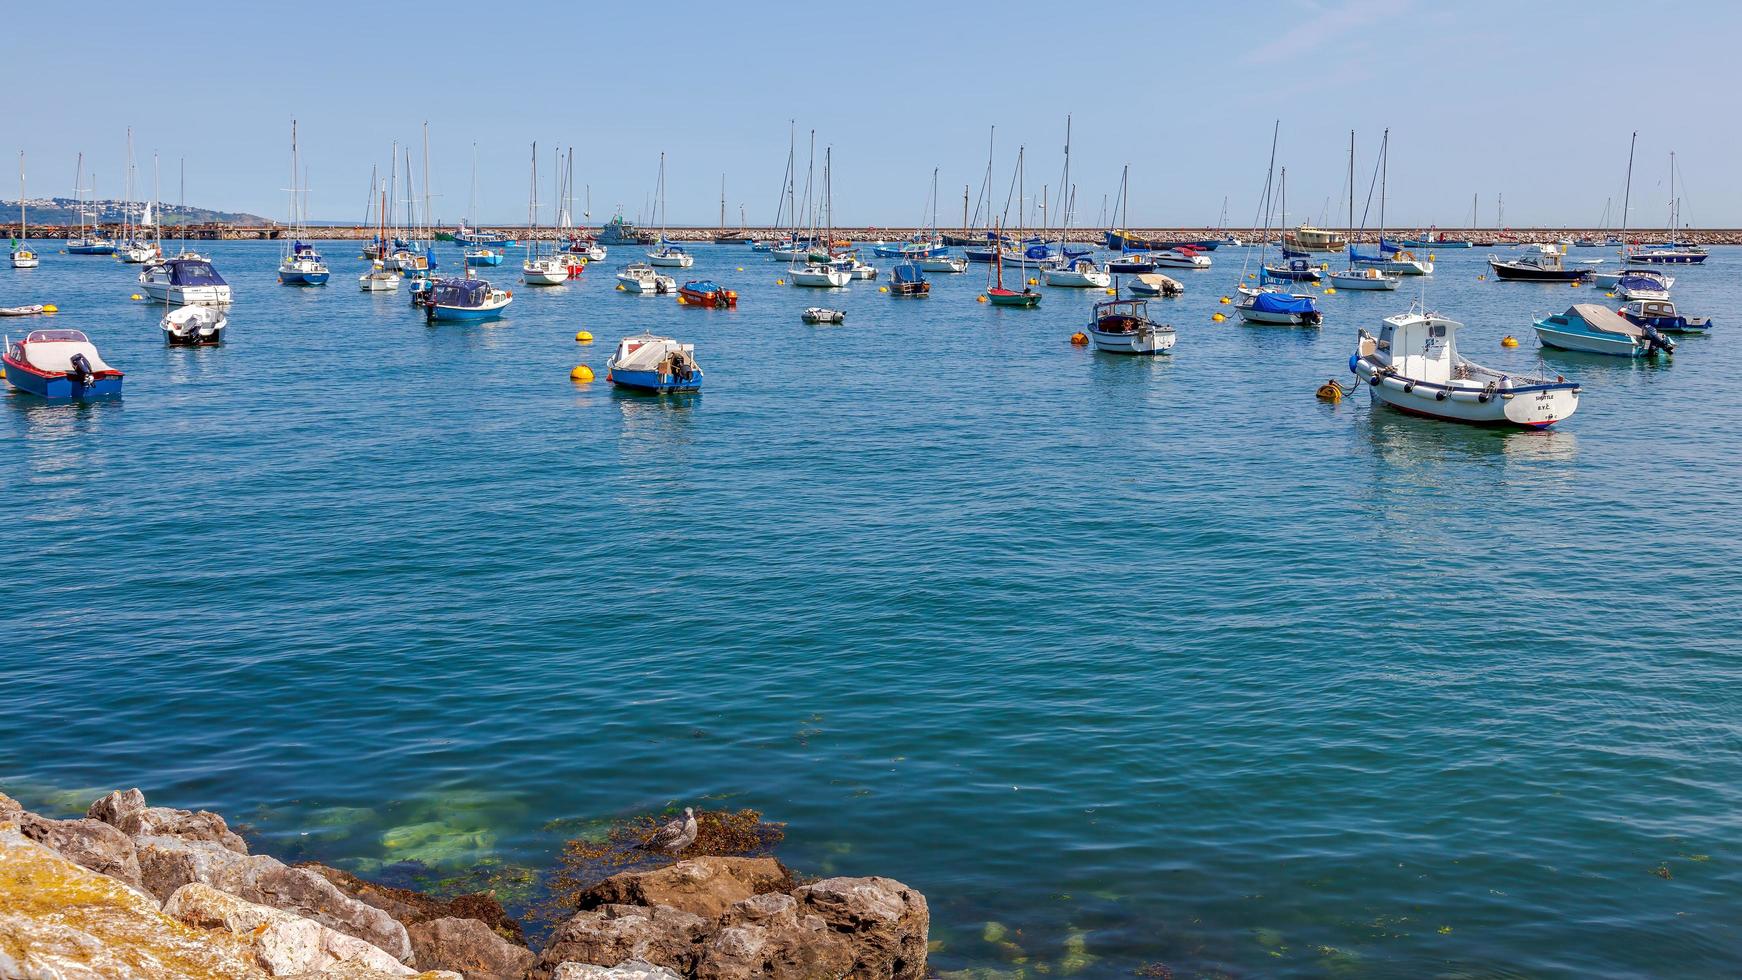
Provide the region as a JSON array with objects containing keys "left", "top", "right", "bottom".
[
  {"left": 1533, "top": 303, "right": 1674, "bottom": 357},
  {"left": 278, "top": 241, "right": 331, "bottom": 285},
  {"left": 1262, "top": 256, "right": 1323, "bottom": 282},
  {"left": 66, "top": 236, "right": 116, "bottom": 255},
  {"left": 1619, "top": 299, "right": 1711, "bottom": 334},
  {"left": 3, "top": 329, "right": 124, "bottom": 399},
  {"left": 464, "top": 246, "right": 504, "bottom": 267},
  {"left": 452, "top": 225, "right": 516, "bottom": 247},
  {"left": 423, "top": 276, "right": 512, "bottom": 322},
  {"left": 605, "top": 332, "right": 703, "bottom": 393}
]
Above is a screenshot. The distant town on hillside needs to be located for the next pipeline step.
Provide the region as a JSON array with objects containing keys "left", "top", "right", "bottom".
[{"left": 3, "top": 197, "right": 271, "bottom": 227}]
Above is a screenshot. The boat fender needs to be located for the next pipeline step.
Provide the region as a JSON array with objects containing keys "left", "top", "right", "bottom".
[
  {"left": 1434, "top": 390, "right": 1448, "bottom": 401},
  {"left": 1402, "top": 381, "right": 1415, "bottom": 393},
  {"left": 1367, "top": 374, "right": 1382, "bottom": 387},
  {"left": 1348, "top": 354, "right": 1359, "bottom": 375}
]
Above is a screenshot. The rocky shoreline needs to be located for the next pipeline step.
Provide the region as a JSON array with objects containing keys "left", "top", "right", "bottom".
[{"left": 0, "top": 788, "right": 928, "bottom": 980}]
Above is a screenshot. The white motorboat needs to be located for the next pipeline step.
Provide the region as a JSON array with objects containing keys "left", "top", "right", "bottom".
[
  {"left": 1085, "top": 297, "right": 1175, "bottom": 355},
  {"left": 358, "top": 262, "right": 402, "bottom": 291},
  {"left": 647, "top": 243, "right": 695, "bottom": 268},
  {"left": 790, "top": 262, "right": 851, "bottom": 287},
  {"left": 1614, "top": 271, "right": 1671, "bottom": 301},
  {"left": 1150, "top": 247, "right": 1212, "bottom": 269},
  {"left": 847, "top": 258, "right": 878, "bottom": 280},
  {"left": 916, "top": 255, "right": 968, "bottom": 273},
  {"left": 1041, "top": 257, "right": 1111, "bottom": 288},
  {"left": 139, "top": 256, "right": 232, "bottom": 305},
  {"left": 160, "top": 304, "right": 226, "bottom": 345},
  {"left": 617, "top": 262, "right": 676, "bottom": 294},
  {"left": 1126, "top": 273, "right": 1184, "bottom": 297},
  {"left": 605, "top": 332, "right": 702, "bottom": 393},
  {"left": 1328, "top": 266, "right": 1400, "bottom": 291},
  {"left": 1353, "top": 309, "right": 1580, "bottom": 426},
  {"left": 1533, "top": 303, "right": 1674, "bottom": 358}
]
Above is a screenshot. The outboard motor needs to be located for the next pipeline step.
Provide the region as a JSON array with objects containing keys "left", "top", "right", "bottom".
[
  {"left": 69, "top": 352, "right": 95, "bottom": 387},
  {"left": 1642, "top": 325, "right": 1675, "bottom": 356}
]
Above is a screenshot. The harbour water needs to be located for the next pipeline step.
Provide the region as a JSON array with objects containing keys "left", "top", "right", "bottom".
[{"left": 3, "top": 242, "right": 1740, "bottom": 976}]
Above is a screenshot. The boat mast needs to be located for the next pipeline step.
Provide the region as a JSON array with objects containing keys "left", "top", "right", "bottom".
[
  {"left": 422, "top": 122, "right": 431, "bottom": 247},
  {"left": 1619, "top": 131, "right": 1635, "bottom": 264},
  {"left": 17, "top": 152, "right": 24, "bottom": 245},
  {"left": 1345, "top": 130, "right": 1354, "bottom": 273},
  {"left": 719, "top": 173, "right": 725, "bottom": 232},
  {"left": 1058, "top": 114, "right": 1071, "bottom": 254},
  {"left": 1378, "top": 128, "right": 1388, "bottom": 247}
]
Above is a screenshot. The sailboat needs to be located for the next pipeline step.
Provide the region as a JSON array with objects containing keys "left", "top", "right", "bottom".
[
  {"left": 1589, "top": 132, "right": 1651, "bottom": 290},
  {"left": 555, "top": 148, "right": 588, "bottom": 278},
  {"left": 65, "top": 154, "right": 115, "bottom": 255},
  {"left": 1039, "top": 116, "right": 1110, "bottom": 288},
  {"left": 1328, "top": 131, "right": 1399, "bottom": 292},
  {"left": 1234, "top": 132, "right": 1323, "bottom": 327},
  {"left": 1347, "top": 130, "right": 1431, "bottom": 276},
  {"left": 644, "top": 153, "right": 695, "bottom": 268},
  {"left": 115, "top": 131, "right": 157, "bottom": 264},
  {"left": 1628, "top": 151, "right": 1708, "bottom": 264},
  {"left": 277, "top": 121, "right": 331, "bottom": 285},
  {"left": 984, "top": 221, "right": 1040, "bottom": 307},
  {"left": 963, "top": 127, "right": 1009, "bottom": 263},
  {"left": 790, "top": 144, "right": 851, "bottom": 288},
  {"left": 522, "top": 143, "right": 567, "bottom": 286},
  {"left": 916, "top": 169, "right": 967, "bottom": 272},
  {"left": 359, "top": 187, "right": 402, "bottom": 291},
  {"left": 460, "top": 142, "right": 510, "bottom": 265},
  {"left": 11, "top": 153, "right": 39, "bottom": 269},
  {"left": 1259, "top": 171, "right": 1322, "bottom": 283}
]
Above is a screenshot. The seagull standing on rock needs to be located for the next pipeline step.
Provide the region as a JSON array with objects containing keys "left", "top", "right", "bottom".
[{"left": 642, "top": 807, "right": 697, "bottom": 854}]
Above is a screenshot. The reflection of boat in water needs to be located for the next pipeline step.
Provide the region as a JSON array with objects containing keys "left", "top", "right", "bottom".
[{"left": 1354, "top": 310, "right": 1579, "bottom": 426}]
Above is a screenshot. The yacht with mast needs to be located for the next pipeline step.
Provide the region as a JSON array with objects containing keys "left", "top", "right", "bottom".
[
  {"left": 645, "top": 153, "right": 695, "bottom": 268},
  {"left": 1629, "top": 151, "right": 1708, "bottom": 264},
  {"left": 1039, "top": 116, "right": 1111, "bottom": 288},
  {"left": 1328, "top": 132, "right": 1399, "bottom": 292},
  {"left": 790, "top": 144, "right": 851, "bottom": 288},
  {"left": 277, "top": 121, "right": 330, "bottom": 286},
  {"left": 11, "top": 153, "right": 39, "bottom": 269},
  {"left": 1347, "top": 130, "right": 1431, "bottom": 276},
  {"left": 65, "top": 154, "right": 115, "bottom": 255},
  {"left": 522, "top": 143, "right": 568, "bottom": 286}
]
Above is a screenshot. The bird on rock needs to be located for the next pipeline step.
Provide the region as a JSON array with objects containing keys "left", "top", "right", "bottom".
[{"left": 642, "top": 806, "right": 697, "bottom": 854}]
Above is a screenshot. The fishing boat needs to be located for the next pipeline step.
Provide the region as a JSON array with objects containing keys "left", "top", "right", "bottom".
[
  {"left": 1533, "top": 303, "right": 1673, "bottom": 357},
  {"left": 160, "top": 304, "right": 226, "bottom": 345},
  {"left": 1236, "top": 288, "right": 1322, "bottom": 326},
  {"left": 11, "top": 152, "right": 38, "bottom": 269},
  {"left": 1618, "top": 299, "right": 1711, "bottom": 334},
  {"left": 139, "top": 256, "right": 231, "bottom": 305},
  {"left": 802, "top": 307, "right": 846, "bottom": 324},
  {"left": 1327, "top": 133, "right": 1401, "bottom": 292},
  {"left": 3, "top": 329, "right": 123, "bottom": 399},
  {"left": 594, "top": 213, "right": 639, "bottom": 246},
  {"left": 871, "top": 235, "right": 946, "bottom": 258},
  {"left": 1352, "top": 310, "right": 1578, "bottom": 426},
  {"left": 452, "top": 225, "right": 515, "bottom": 247},
  {"left": 889, "top": 260, "right": 930, "bottom": 296},
  {"left": 1152, "top": 246, "right": 1212, "bottom": 269},
  {"left": 984, "top": 227, "right": 1041, "bottom": 307},
  {"left": 1041, "top": 256, "right": 1111, "bottom": 288},
  {"left": 1126, "top": 272, "right": 1183, "bottom": 297},
  {"left": 1283, "top": 224, "right": 1346, "bottom": 253},
  {"left": 423, "top": 275, "right": 512, "bottom": 322},
  {"left": 1615, "top": 271, "right": 1671, "bottom": 301},
  {"left": 1085, "top": 297, "right": 1175, "bottom": 355},
  {"left": 605, "top": 332, "right": 702, "bottom": 393},
  {"left": 1487, "top": 243, "right": 1587, "bottom": 282},
  {"left": 678, "top": 280, "right": 738, "bottom": 308},
  {"left": 277, "top": 122, "right": 330, "bottom": 286},
  {"left": 617, "top": 262, "right": 676, "bottom": 294}
]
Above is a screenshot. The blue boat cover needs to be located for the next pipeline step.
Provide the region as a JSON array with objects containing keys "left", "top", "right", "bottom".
[
  {"left": 430, "top": 278, "right": 489, "bottom": 306},
  {"left": 684, "top": 280, "right": 722, "bottom": 292},
  {"left": 1378, "top": 238, "right": 1401, "bottom": 254},
  {"left": 167, "top": 260, "right": 227, "bottom": 286},
  {"left": 892, "top": 264, "right": 925, "bottom": 284},
  {"left": 1250, "top": 292, "right": 1316, "bottom": 314}
]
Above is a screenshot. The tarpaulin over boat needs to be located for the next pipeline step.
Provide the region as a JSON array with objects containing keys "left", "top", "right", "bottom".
[
  {"left": 1378, "top": 238, "right": 1402, "bottom": 254},
  {"left": 1566, "top": 303, "right": 1646, "bottom": 338},
  {"left": 429, "top": 279, "right": 489, "bottom": 306},
  {"left": 165, "top": 260, "right": 227, "bottom": 286},
  {"left": 892, "top": 264, "right": 925, "bottom": 284},
  {"left": 1250, "top": 292, "right": 1316, "bottom": 314},
  {"left": 684, "top": 280, "right": 722, "bottom": 293}
]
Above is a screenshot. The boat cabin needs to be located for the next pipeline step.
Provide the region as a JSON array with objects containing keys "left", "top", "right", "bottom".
[
  {"left": 1093, "top": 299, "right": 1153, "bottom": 334},
  {"left": 1371, "top": 312, "right": 1463, "bottom": 385},
  {"left": 428, "top": 278, "right": 493, "bottom": 308}
]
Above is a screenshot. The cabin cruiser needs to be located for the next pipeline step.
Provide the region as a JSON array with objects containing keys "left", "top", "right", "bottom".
[
  {"left": 1041, "top": 257, "right": 1111, "bottom": 288},
  {"left": 1614, "top": 271, "right": 1671, "bottom": 301},
  {"left": 423, "top": 276, "right": 511, "bottom": 322},
  {"left": 139, "top": 256, "right": 232, "bottom": 305},
  {"left": 1084, "top": 297, "right": 1175, "bottom": 355},
  {"left": 1353, "top": 310, "right": 1579, "bottom": 426},
  {"left": 1487, "top": 243, "right": 1587, "bottom": 282},
  {"left": 160, "top": 305, "right": 226, "bottom": 345},
  {"left": 1618, "top": 299, "right": 1710, "bottom": 334},
  {"left": 617, "top": 262, "right": 677, "bottom": 294},
  {"left": 1534, "top": 303, "right": 1674, "bottom": 357},
  {"left": 790, "top": 261, "right": 851, "bottom": 287},
  {"left": 1151, "top": 247, "right": 1212, "bottom": 270},
  {"left": 1283, "top": 225, "right": 1346, "bottom": 253},
  {"left": 605, "top": 332, "right": 702, "bottom": 393}
]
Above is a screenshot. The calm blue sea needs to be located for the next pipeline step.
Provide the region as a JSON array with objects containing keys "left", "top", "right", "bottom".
[{"left": 3, "top": 239, "right": 1739, "bottom": 977}]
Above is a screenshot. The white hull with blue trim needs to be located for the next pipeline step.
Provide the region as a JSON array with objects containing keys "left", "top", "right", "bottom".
[{"left": 1353, "top": 310, "right": 1579, "bottom": 427}]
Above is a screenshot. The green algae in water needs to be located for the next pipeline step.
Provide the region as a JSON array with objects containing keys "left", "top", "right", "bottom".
[
  {"left": 379, "top": 820, "right": 497, "bottom": 869},
  {"left": 982, "top": 921, "right": 1009, "bottom": 943}
]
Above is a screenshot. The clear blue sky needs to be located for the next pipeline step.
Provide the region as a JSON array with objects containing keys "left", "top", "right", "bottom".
[{"left": 9, "top": 0, "right": 1736, "bottom": 228}]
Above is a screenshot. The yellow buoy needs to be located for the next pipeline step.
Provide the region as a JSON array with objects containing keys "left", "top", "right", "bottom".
[
  {"left": 1323, "top": 288, "right": 1336, "bottom": 295},
  {"left": 1104, "top": 288, "right": 1116, "bottom": 295},
  {"left": 1569, "top": 281, "right": 1579, "bottom": 287},
  {"left": 675, "top": 296, "right": 686, "bottom": 305},
  {"left": 131, "top": 294, "right": 143, "bottom": 301},
  {"left": 616, "top": 283, "right": 625, "bottom": 291},
  {"left": 1212, "top": 312, "right": 1227, "bottom": 322},
  {"left": 1501, "top": 335, "right": 1519, "bottom": 348},
  {"left": 42, "top": 304, "right": 58, "bottom": 313},
  {"left": 1604, "top": 292, "right": 1615, "bottom": 298},
  {"left": 1247, "top": 273, "right": 1257, "bottom": 280},
  {"left": 776, "top": 278, "right": 784, "bottom": 285},
  {"left": 1477, "top": 274, "right": 1487, "bottom": 281},
  {"left": 879, "top": 286, "right": 888, "bottom": 293},
  {"left": 1069, "top": 332, "right": 1089, "bottom": 346},
  {"left": 1028, "top": 278, "right": 1038, "bottom": 286},
  {"left": 1316, "top": 380, "right": 1344, "bottom": 402},
  {"left": 736, "top": 266, "right": 743, "bottom": 271},
  {"left": 569, "top": 365, "right": 594, "bottom": 382},
  {"left": 575, "top": 331, "right": 593, "bottom": 343},
  {"left": 1219, "top": 296, "right": 1231, "bottom": 304},
  {"left": 977, "top": 294, "right": 987, "bottom": 303}
]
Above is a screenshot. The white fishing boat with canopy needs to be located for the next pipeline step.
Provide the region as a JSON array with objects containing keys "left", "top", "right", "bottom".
[{"left": 1353, "top": 308, "right": 1580, "bottom": 426}]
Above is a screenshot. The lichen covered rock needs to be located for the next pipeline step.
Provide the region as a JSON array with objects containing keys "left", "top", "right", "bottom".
[
  {"left": 406, "top": 916, "right": 533, "bottom": 979},
  {"left": 534, "top": 904, "right": 710, "bottom": 978},
  {"left": 164, "top": 881, "right": 414, "bottom": 977},
  {"left": 16, "top": 812, "right": 143, "bottom": 888},
  {"left": 794, "top": 876, "right": 930, "bottom": 979},
  {"left": 578, "top": 857, "right": 793, "bottom": 922}
]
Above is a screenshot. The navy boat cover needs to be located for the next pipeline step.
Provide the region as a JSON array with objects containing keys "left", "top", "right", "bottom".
[
  {"left": 893, "top": 264, "right": 925, "bottom": 284},
  {"left": 167, "top": 260, "right": 227, "bottom": 286},
  {"left": 430, "top": 279, "right": 489, "bottom": 306},
  {"left": 1250, "top": 292, "right": 1316, "bottom": 314}
]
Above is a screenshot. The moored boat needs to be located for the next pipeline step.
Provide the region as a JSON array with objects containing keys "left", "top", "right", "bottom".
[
  {"left": 1236, "top": 287, "right": 1322, "bottom": 326},
  {"left": 1487, "top": 243, "right": 1587, "bottom": 282},
  {"left": 1085, "top": 297, "right": 1175, "bottom": 355},
  {"left": 1041, "top": 256, "right": 1111, "bottom": 288},
  {"left": 464, "top": 247, "right": 504, "bottom": 267},
  {"left": 3, "top": 329, "right": 124, "bottom": 399},
  {"left": 617, "top": 262, "right": 676, "bottom": 294},
  {"left": 359, "top": 262, "right": 402, "bottom": 291},
  {"left": 678, "top": 280, "right": 738, "bottom": 308},
  {"left": 139, "top": 256, "right": 232, "bottom": 305},
  {"left": 917, "top": 254, "right": 968, "bottom": 273},
  {"left": 1283, "top": 224, "right": 1347, "bottom": 253},
  {"left": 1151, "top": 246, "right": 1213, "bottom": 269},
  {"left": 1618, "top": 298, "right": 1710, "bottom": 334},
  {"left": 605, "top": 332, "right": 702, "bottom": 393},
  {"left": 1328, "top": 266, "right": 1399, "bottom": 291},
  {"left": 423, "top": 275, "right": 512, "bottom": 321},
  {"left": 1262, "top": 256, "right": 1322, "bottom": 282},
  {"left": 889, "top": 261, "right": 930, "bottom": 296},
  {"left": 1533, "top": 303, "right": 1673, "bottom": 357},
  {"left": 802, "top": 307, "right": 846, "bottom": 324},
  {"left": 1614, "top": 271, "right": 1670, "bottom": 301},
  {"left": 647, "top": 242, "right": 695, "bottom": 268},
  {"left": 11, "top": 152, "right": 39, "bottom": 268},
  {"left": 1126, "top": 272, "right": 1183, "bottom": 297},
  {"left": 278, "top": 241, "right": 331, "bottom": 285},
  {"left": 1352, "top": 310, "right": 1578, "bottom": 426},
  {"left": 160, "top": 304, "right": 226, "bottom": 345}
]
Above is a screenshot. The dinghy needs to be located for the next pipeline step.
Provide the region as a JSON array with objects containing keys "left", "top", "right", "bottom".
[
  {"left": 605, "top": 332, "right": 703, "bottom": 393},
  {"left": 0, "top": 305, "right": 46, "bottom": 317},
  {"left": 1126, "top": 273, "right": 1183, "bottom": 297},
  {"left": 1353, "top": 310, "right": 1578, "bottom": 427},
  {"left": 1534, "top": 303, "right": 1673, "bottom": 357},
  {"left": 802, "top": 307, "right": 846, "bottom": 324},
  {"left": 3, "top": 329, "right": 124, "bottom": 399},
  {"left": 161, "top": 305, "right": 226, "bottom": 345}
]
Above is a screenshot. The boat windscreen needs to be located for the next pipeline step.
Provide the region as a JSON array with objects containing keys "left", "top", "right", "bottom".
[{"left": 168, "top": 261, "right": 226, "bottom": 286}]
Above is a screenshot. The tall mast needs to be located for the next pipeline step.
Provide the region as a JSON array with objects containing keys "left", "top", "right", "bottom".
[
  {"left": 1345, "top": 130, "right": 1354, "bottom": 271},
  {"left": 422, "top": 122, "right": 431, "bottom": 244},
  {"left": 1619, "top": 131, "right": 1635, "bottom": 262},
  {"left": 719, "top": 173, "right": 725, "bottom": 231}
]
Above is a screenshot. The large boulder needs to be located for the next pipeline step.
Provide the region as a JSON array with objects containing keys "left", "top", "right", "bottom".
[
  {"left": 88, "top": 789, "right": 249, "bottom": 855},
  {"left": 86, "top": 788, "right": 148, "bottom": 826},
  {"left": 16, "top": 812, "right": 143, "bottom": 888},
  {"left": 0, "top": 823, "right": 269, "bottom": 979},
  {"left": 406, "top": 916, "right": 533, "bottom": 979},
  {"left": 533, "top": 904, "right": 709, "bottom": 979},
  {"left": 136, "top": 836, "right": 413, "bottom": 963},
  {"left": 0, "top": 791, "right": 21, "bottom": 819},
  {"left": 695, "top": 893, "right": 856, "bottom": 980},
  {"left": 164, "top": 882, "right": 412, "bottom": 977},
  {"left": 550, "top": 962, "right": 682, "bottom": 980},
  {"left": 577, "top": 857, "right": 793, "bottom": 921},
  {"left": 794, "top": 877, "right": 929, "bottom": 980},
  {"left": 300, "top": 862, "right": 523, "bottom": 943}
]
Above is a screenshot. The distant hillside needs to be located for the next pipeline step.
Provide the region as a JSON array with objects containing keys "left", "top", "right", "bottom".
[{"left": 1, "top": 198, "right": 270, "bottom": 227}]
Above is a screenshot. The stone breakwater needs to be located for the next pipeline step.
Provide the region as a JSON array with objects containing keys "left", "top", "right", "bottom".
[{"left": 0, "top": 788, "right": 929, "bottom": 980}]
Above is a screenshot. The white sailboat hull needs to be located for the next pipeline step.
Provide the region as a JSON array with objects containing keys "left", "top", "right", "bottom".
[
  {"left": 790, "top": 268, "right": 851, "bottom": 287},
  {"left": 1041, "top": 268, "right": 1111, "bottom": 288},
  {"left": 1328, "top": 270, "right": 1399, "bottom": 290},
  {"left": 1087, "top": 325, "right": 1175, "bottom": 355}
]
